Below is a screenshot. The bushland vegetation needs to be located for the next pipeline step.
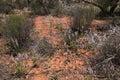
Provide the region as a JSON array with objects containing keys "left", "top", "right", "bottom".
[{"left": 0, "top": 0, "right": 120, "bottom": 80}]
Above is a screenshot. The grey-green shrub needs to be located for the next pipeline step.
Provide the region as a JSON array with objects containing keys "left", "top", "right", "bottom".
[
  {"left": 51, "top": 1, "right": 64, "bottom": 17},
  {"left": 1, "top": 15, "right": 33, "bottom": 53},
  {"left": 70, "top": 4, "right": 96, "bottom": 34}
]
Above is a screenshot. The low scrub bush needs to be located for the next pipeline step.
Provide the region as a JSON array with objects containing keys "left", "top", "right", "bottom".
[
  {"left": 64, "top": 29, "right": 79, "bottom": 51},
  {"left": 88, "top": 26, "right": 120, "bottom": 79},
  {"left": 70, "top": 4, "right": 96, "bottom": 34},
  {"left": 14, "top": 0, "right": 28, "bottom": 9},
  {"left": 1, "top": 15, "right": 33, "bottom": 54},
  {"left": 100, "top": 32, "right": 120, "bottom": 65},
  {"left": 0, "top": 0, "right": 14, "bottom": 14},
  {"left": 90, "top": 55, "right": 116, "bottom": 79},
  {"left": 30, "top": 0, "right": 59, "bottom": 15},
  {"left": 30, "top": 0, "right": 49, "bottom": 15},
  {"left": 30, "top": 37, "right": 55, "bottom": 57},
  {"left": 51, "top": 1, "right": 64, "bottom": 17}
]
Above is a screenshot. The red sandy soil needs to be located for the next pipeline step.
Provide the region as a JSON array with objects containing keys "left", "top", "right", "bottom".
[
  {"left": 30, "top": 51, "right": 90, "bottom": 80},
  {"left": 34, "top": 16, "right": 70, "bottom": 45},
  {"left": 30, "top": 16, "right": 94, "bottom": 80}
]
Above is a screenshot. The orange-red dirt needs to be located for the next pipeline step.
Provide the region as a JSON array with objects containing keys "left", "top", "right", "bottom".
[
  {"left": 30, "top": 16, "right": 94, "bottom": 80},
  {"left": 34, "top": 16, "right": 70, "bottom": 45}
]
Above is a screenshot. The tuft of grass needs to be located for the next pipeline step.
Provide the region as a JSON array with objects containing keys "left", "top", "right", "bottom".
[
  {"left": 64, "top": 29, "right": 79, "bottom": 51},
  {"left": 1, "top": 14, "right": 33, "bottom": 55},
  {"left": 13, "top": 60, "right": 27, "bottom": 78},
  {"left": 55, "top": 20, "right": 63, "bottom": 31},
  {"left": 48, "top": 74, "right": 58, "bottom": 80}
]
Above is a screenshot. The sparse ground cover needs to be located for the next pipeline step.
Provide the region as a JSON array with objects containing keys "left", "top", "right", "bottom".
[
  {"left": 0, "top": 15, "right": 120, "bottom": 80},
  {"left": 0, "top": 0, "right": 120, "bottom": 80}
]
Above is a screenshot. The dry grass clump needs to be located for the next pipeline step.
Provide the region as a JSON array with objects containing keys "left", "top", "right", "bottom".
[
  {"left": 87, "top": 26, "right": 120, "bottom": 79},
  {"left": 30, "top": 37, "right": 55, "bottom": 57},
  {"left": 100, "top": 31, "right": 120, "bottom": 65}
]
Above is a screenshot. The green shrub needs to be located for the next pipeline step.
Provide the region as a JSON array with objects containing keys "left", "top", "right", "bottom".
[
  {"left": 14, "top": 0, "right": 27, "bottom": 9},
  {"left": 1, "top": 15, "right": 33, "bottom": 54},
  {"left": 0, "top": 0, "right": 14, "bottom": 14}
]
